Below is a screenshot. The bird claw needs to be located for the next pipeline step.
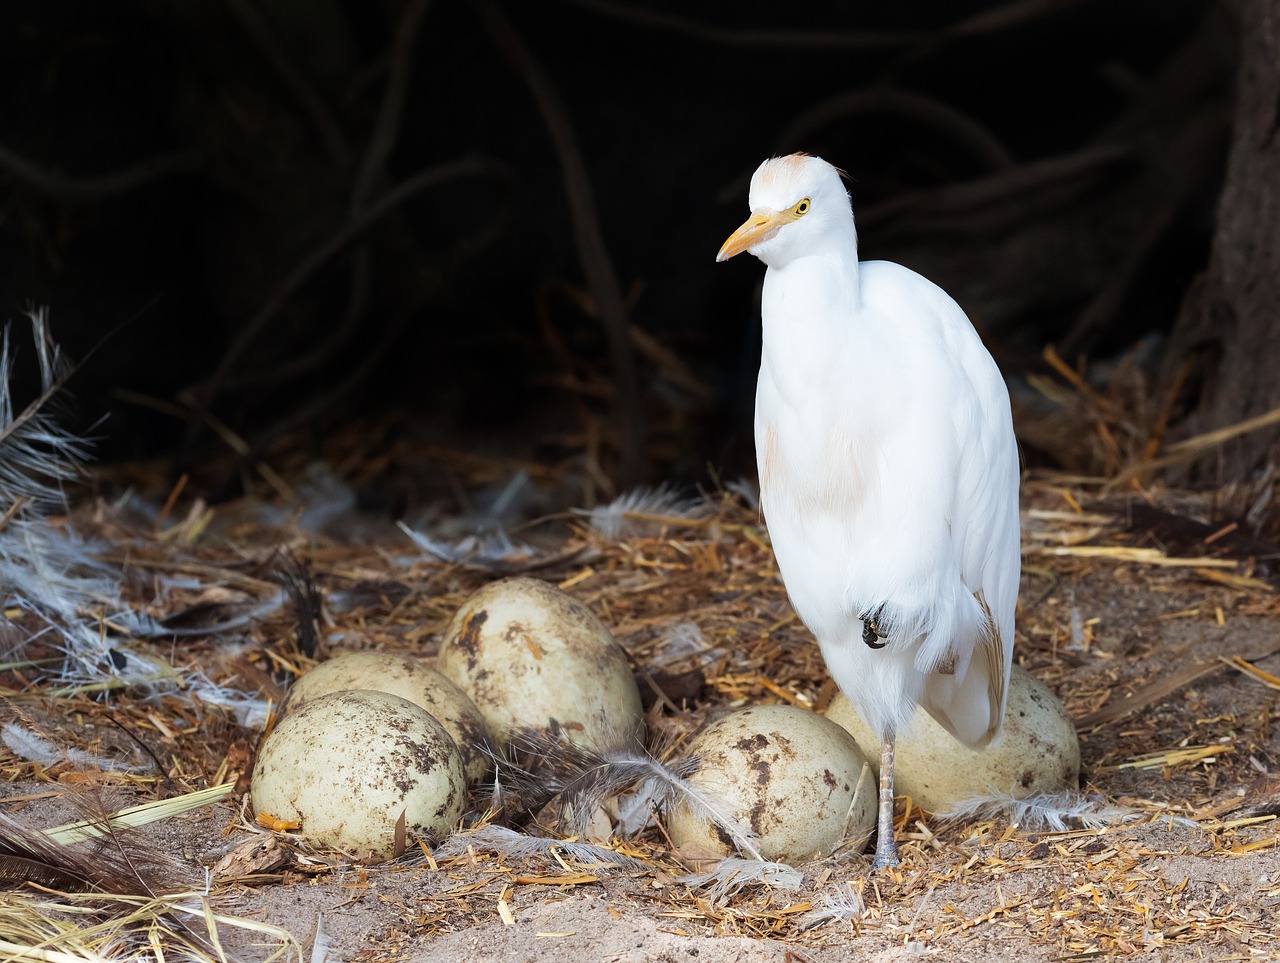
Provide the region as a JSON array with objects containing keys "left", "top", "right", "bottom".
[{"left": 862, "top": 608, "right": 888, "bottom": 649}]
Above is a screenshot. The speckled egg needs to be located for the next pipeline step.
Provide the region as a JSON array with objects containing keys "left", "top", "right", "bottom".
[
  {"left": 251, "top": 689, "right": 466, "bottom": 860},
  {"left": 437, "top": 577, "right": 643, "bottom": 752},
  {"left": 667, "top": 704, "right": 875, "bottom": 863},
  {"left": 281, "top": 652, "right": 492, "bottom": 783},
  {"left": 824, "top": 663, "right": 1079, "bottom": 811}
]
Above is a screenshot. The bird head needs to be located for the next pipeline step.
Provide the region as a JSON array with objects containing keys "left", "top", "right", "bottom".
[{"left": 717, "top": 153, "right": 853, "bottom": 268}]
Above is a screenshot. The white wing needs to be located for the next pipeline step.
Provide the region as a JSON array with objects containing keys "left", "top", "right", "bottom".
[
  {"left": 844, "top": 261, "right": 1018, "bottom": 746},
  {"left": 888, "top": 264, "right": 1020, "bottom": 746}
]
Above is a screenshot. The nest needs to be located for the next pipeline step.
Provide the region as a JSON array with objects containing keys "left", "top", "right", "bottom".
[
  {"left": 2, "top": 457, "right": 1279, "bottom": 960},
  {"left": 3, "top": 315, "right": 1280, "bottom": 960}
]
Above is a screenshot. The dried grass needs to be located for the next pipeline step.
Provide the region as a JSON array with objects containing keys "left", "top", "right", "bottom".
[{"left": 3, "top": 421, "right": 1280, "bottom": 958}]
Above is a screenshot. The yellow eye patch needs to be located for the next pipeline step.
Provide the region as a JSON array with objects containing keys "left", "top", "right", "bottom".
[{"left": 792, "top": 198, "right": 811, "bottom": 217}]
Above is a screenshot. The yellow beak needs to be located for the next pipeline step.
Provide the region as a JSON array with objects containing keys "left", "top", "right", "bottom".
[{"left": 716, "top": 210, "right": 790, "bottom": 262}]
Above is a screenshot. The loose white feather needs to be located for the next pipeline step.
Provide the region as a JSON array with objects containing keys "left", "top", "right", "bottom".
[
  {"left": 431, "top": 825, "right": 646, "bottom": 867},
  {"left": 724, "top": 477, "right": 760, "bottom": 513},
  {"left": 182, "top": 669, "right": 273, "bottom": 728},
  {"left": 0, "top": 502, "right": 171, "bottom": 689},
  {"left": 0, "top": 722, "right": 147, "bottom": 773},
  {"left": 937, "top": 789, "right": 1144, "bottom": 832},
  {"left": 678, "top": 856, "right": 802, "bottom": 903},
  {"left": 0, "top": 311, "right": 262, "bottom": 713},
  {"left": 309, "top": 913, "right": 333, "bottom": 963},
  {"left": 296, "top": 462, "right": 356, "bottom": 532},
  {"left": 0, "top": 308, "right": 90, "bottom": 513},
  {"left": 802, "top": 881, "right": 869, "bottom": 928},
  {"left": 0, "top": 311, "right": 155, "bottom": 685},
  {"left": 142, "top": 589, "right": 289, "bottom": 638},
  {"left": 651, "top": 622, "right": 712, "bottom": 668},
  {"left": 489, "top": 728, "right": 764, "bottom": 860},
  {"left": 397, "top": 520, "right": 535, "bottom": 569},
  {"left": 578, "top": 483, "right": 708, "bottom": 539}
]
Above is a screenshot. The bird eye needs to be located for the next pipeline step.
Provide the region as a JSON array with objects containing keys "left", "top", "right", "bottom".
[{"left": 793, "top": 198, "right": 810, "bottom": 216}]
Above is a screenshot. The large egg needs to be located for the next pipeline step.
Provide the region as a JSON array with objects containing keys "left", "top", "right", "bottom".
[
  {"left": 667, "top": 704, "right": 875, "bottom": 863},
  {"left": 251, "top": 689, "right": 466, "bottom": 860},
  {"left": 281, "top": 652, "right": 492, "bottom": 784},
  {"left": 824, "top": 664, "right": 1079, "bottom": 811},
  {"left": 437, "top": 577, "right": 643, "bottom": 752}
]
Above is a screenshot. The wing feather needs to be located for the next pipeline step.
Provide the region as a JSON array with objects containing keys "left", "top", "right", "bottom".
[{"left": 917, "top": 279, "right": 1020, "bottom": 746}]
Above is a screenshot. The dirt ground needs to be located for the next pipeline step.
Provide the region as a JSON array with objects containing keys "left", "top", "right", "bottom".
[{"left": 3, "top": 475, "right": 1280, "bottom": 962}]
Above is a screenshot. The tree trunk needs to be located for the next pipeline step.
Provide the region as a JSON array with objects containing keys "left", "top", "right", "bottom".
[{"left": 1165, "top": 0, "right": 1280, "bottom": 484}]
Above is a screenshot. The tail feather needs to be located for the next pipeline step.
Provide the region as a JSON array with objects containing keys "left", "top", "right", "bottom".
[{"left": 922, "top": 620, "right": 1007, "bottom": 748}]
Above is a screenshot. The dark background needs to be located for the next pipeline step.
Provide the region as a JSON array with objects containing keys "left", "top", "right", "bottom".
[{"left": 0, "top": 0, "right": 1236, "bottom": 504}]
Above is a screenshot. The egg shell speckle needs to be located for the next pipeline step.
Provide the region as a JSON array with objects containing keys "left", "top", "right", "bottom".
[
  {"left": 667, "top": 704, "right": 875, "bottom": 863},
  {"left": 824, "top": 663, "right": 1080, "bottom": 811},
  {"left": 251, "top": 689, "right": 466, "bottom": 860},
  {"left": 281, "top": 652, "right": 492, "bottom": 784},
  {"left": 437, "top": 577, "right": 643, "bottom": 751}
]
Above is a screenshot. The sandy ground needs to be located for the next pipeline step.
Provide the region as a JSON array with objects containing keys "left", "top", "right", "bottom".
[{"left": 10, "top": 776, "right": 1275, "bottom": 963}]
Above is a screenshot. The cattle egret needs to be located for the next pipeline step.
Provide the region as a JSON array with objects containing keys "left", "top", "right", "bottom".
[{"left": 717, "top": 153, "right": 1020, "bottom": 869}]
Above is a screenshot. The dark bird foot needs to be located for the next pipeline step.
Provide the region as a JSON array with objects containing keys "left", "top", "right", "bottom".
[{"left": 862, "top": 607, "right": 888, "bottom": 649}]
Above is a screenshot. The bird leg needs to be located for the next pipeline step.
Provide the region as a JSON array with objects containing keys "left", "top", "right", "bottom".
[
  {"left": 872, "top": 732, "right": 899, "bottom": 869},
  {"left": 862, "top": 606, "right": 888, "bottom": 649},
  {"left": 861, "top": 605, "right": 895, "bottom": 865}
]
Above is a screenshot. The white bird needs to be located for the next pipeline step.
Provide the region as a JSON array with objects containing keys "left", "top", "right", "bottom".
[{"left": 717, "top": 153, "right": 1020, "bottom": 869}]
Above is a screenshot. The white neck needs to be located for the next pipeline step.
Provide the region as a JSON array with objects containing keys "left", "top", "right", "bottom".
[{"left": 759, "top": 234, "right": 861, "bottom": 383}]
